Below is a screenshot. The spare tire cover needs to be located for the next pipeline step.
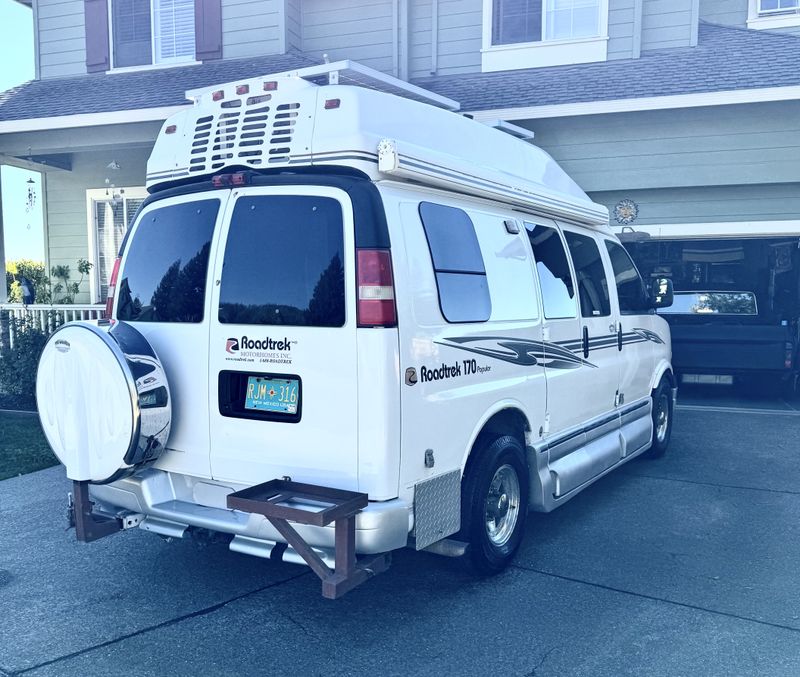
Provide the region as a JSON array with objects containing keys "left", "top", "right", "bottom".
[{"left": 36, "top": 320, "right": 171, "bottom": 483}]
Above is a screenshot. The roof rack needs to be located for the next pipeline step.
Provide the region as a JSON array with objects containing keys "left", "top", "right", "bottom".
[{"left": 186, "top": 59, "right": 460, "bottom": 112}]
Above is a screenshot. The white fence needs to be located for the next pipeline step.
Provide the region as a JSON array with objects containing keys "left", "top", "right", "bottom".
[{"left": 0, "top": 303, "right": 105, "bottom": 350}]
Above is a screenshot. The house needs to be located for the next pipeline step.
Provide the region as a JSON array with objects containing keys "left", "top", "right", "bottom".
[{"left": 1, "top": 0, "right": 799, "bottom": 308}]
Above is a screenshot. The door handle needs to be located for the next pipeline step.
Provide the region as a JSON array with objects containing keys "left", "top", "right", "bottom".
[
  {"left": 582, "top": 326, "right": 589, "bottom": 358},
  {"left": 618, "top": 322, "right": 623, "bottom": 351}
]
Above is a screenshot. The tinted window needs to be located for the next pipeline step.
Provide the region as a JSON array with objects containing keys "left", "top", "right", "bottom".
[
  {"left": 605, "top": 240, "right": 649, "bottom": 314},
  {"left": 117, "top": 199, "right": 219, "bottom": 323},
  {"left": 526, "top": 224, "right": 576, "bottom": 319},
  {"left": 419, "top": 202, "right": 491, "bottom": 323},
  {"left": 564, "top": 232, "right": 610, "bottom": 318},
  {"left": 219, "top": 196, "right": 345, "bottom": 327}
]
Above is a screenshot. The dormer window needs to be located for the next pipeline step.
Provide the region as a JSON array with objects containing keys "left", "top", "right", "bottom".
[
  {"left": 748, "top": 0, "right": 800, "bottom": 29},
  {"left": 110, "top": 0, "right": 196, "bottom": 69},
  {"left": 483, "top": 0, "right": 609, "bottom": 72}
]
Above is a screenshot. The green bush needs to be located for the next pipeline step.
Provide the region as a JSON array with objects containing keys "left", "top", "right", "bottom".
[
  {"left": 0, "top": 315, "right": 48, "bottom": 404},
  {"left": 5, "top": 259, "right": 51, "bottom": 304}
]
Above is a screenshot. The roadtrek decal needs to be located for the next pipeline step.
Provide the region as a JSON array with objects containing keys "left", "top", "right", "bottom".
[{"left": 224, "top": 336, "right": 296, "bottom": 365}]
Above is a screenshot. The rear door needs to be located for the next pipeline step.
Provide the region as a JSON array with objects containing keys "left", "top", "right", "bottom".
[
  {"left": 116, "top": 192, "right": 226, "bottom": 480},
  {"left": 207, "top": 186, "right": 360, "bottom": 489}
]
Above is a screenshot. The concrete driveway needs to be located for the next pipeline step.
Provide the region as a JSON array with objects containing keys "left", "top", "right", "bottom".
[{"left": 2, "top": 404, "right": 800, "bottom": 677}]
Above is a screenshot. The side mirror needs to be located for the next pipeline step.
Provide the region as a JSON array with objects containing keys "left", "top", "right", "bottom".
[{"left": 651, "top": 277, "right": 673, "bottom": 309}]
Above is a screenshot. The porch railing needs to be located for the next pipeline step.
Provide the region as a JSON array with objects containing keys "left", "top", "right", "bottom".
[{"left": 0, "top": 303, "right": 105, "bottom": 351}]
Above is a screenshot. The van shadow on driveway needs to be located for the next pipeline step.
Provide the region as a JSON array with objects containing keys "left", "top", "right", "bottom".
[{"left": 1, "top": 406, "right": 800, "bottom": 677}]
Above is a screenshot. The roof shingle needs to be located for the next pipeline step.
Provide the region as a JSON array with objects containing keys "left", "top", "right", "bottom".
[{"left": 0, "top": 22, "right": 798, "bottom": 123}]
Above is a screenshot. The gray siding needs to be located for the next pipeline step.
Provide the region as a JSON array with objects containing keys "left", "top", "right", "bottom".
[
  {"left": 527, "top": 101, "right": 800, "bottom": 193},
  {"left": 592, "top": 183, "right": 800, "bottom": 225},
  {"left": 641, "top": 0, "right": 695, "bottom": 51},
  {"left": 38, "top": 0, "right": 86, "bottom": 79},
  {"left": 608, "top": 0, "right": 638, "bottom": 60},
  {"left": 222, "top": 0, "right": 285, "bottom": 59},
  {"left": 699, "top": 0, "right": 747, "bottom": 27},
  {"left": 301, "top": 0, "right": 395, "bottom": 73},
  {"left": 409, "top": 0, "right": 483, "bottom": 78},
  {"left": 286, "top": 0, "right": 302, "bottom": 51}
]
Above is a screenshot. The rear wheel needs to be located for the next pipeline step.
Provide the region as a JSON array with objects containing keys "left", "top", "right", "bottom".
[
  {"left": 461, "top": 435, "right": 529, "bottom": 574},
  {"left": 642, "top": 377, "right": 673, "bottom": 459}
]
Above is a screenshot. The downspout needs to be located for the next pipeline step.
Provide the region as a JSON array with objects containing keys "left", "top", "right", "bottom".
[
  {"left": 431, "top": 0, "right": 439, "bottom": 75},
  {"left": 632, "top": 0, "right": 643, "bottom": 59},
  {"left": 392, "top": 0, "right": 399, "bottom": 77},
  {"left": 399, "top": 0, "right": 409, "bottom": 80},
  {"left": 0, "top": 174, "right": 6, "bottom": 304},
  {"left": 690, "top": 0, "right": 700, "bottom": 47},
  {"left": 32, "top": 0, "right": 41, "bottom": 79}
]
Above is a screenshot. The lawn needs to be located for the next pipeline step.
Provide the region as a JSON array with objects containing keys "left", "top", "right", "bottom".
[{"left": 0, "top": 412, "right": 58, "bottom": 480}]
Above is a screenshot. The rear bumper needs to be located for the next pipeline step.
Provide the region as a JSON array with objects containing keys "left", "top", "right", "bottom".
[{"left": 89, "top": 469, "right": 412, "bottom": 555}]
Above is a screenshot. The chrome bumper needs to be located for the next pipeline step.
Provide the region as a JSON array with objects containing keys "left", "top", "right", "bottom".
[{"left": 90, "top": 469, "right": 412, "bottom": 556}]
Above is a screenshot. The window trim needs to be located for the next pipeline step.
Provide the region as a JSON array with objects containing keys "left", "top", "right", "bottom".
[
  {"left": 747, "top": 0, "right": 800, "bottom": 29},
  {"left": 107, "top": 0, "right": 197, "bottom": 72},
  {"left": 481, "top": 0, "right": 610, "bottom": 73},
  {"left": 86, "top": 186, "right": 148, "bottom": 304}
]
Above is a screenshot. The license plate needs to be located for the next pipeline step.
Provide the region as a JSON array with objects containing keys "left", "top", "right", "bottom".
[{"left": 244, "top": 376, "right": 299, "bottom": 414}]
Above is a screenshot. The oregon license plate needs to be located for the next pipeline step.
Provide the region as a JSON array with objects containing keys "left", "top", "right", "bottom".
[{"left": 244, "top": 376, "right": 299, "bottom": 414}]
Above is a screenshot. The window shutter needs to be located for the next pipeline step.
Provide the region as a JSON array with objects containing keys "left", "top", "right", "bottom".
[
  {"left": 84, "top": 0, "right": 111, "bottom": 72},
  {"left": 194, "top": 0, "right": 222, "bottom": 61}
]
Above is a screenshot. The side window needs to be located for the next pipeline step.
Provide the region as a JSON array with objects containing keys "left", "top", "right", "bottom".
[
  {"left": 605, "top": 240, "right": 650, "bottom": 315},
  {"left": 219, "top": 196, "right": 345, "bottom": 327},
  {"left": 419, "top": 202, "right": 491, "bottom": 323},
  {"left": 563, "top": 231, "right": 611, "bottom": 318},
  {"left": 525, "top": 223, "right": 576, "bottom": 319},
  {"left": 117, "top": 199, "right": 219, "bottom": 323}
]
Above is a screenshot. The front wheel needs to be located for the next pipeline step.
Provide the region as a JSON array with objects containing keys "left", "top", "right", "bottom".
[
  {"left": 642, "top": 377, "right": 673, "bottom": 459},
  {"left": 460, "top": 435, "right": 529, "bottom": 574}
]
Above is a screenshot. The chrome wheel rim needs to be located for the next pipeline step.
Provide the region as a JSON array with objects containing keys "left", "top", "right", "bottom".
[
  {"left": 655, "top": 394, "right": 670, "bottom": 444},
  {"left": 484, "top": 464, "right": 521, "bottom": 547}
]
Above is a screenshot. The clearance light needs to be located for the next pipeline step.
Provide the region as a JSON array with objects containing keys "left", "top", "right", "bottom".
[
  {"left": 263, "top": 81, "right": 278, "bottom": 91},
  {"left": 236, "top": 84, "right": 249, "bottom": 95},
  {"left": 104, "top": 256, "right": 122, "bottom": 319},
  {"left": 165, "top": 125, "right": 177, "bottom": 134},
  {"left": 212, "top": 90, "right": 224, "bottom": 101},
  {"left": 324, "top": 98, "right": 341, "bottom": 110}
]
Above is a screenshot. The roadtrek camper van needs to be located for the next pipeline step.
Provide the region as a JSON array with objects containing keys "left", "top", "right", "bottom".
[{"left": 36, "top": 62, "right": 675, "bottom": 598}]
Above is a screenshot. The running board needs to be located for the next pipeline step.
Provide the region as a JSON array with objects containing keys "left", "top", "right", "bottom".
[{"left": 226, "top": 479, "right": 391, "bottom": 599}]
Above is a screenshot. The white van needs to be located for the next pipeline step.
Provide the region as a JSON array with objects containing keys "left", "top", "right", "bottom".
[{"left": 36, "top": 62, "right": 675, "bottom": 598}]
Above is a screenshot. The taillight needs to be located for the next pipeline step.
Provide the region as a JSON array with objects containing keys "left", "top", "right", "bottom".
[
  {"left": 105, "top": 256, "right": 121, "bottom": 319},
  {"left": 785, "top": 342, "right": 794, "bottom": 370},
  {"left": 357, "top": 249, "right": 396, "bottom": 327}
]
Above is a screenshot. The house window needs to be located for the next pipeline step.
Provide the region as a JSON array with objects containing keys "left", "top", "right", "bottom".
[
  {"left": 483, "top": 0, "right": 609, "bottom": 72},
  {"left": 748, "top": 0, "right": 800, "bottom": 28},
  {"left": 87, "top": 188, "right": 147, "bottom": 303},
  {"left": 492, "top": 0, "right": 601, "bottom": 45},
  {"left": 110, "top": 0, "right": 196, "bottom": 69},
  {"left": 759, "top": 0, "right": 800, "bottom": 13}
]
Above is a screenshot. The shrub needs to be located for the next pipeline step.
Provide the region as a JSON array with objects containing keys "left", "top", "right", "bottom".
[
  {"left": 0, "top": 315, "right": 49, "bottom": 406},
  {"left": 5, "top": 259, "right": 51, "bottom": 304}
]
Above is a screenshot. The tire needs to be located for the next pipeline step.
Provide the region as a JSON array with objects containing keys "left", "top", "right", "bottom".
[
  {"left": 460, "top": 434, "right": 529, "bottom": 575},
  {"left": 642, "top": 377, "right": 673, "bottom": 459}
]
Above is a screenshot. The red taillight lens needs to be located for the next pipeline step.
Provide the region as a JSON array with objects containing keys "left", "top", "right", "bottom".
[
  {"left": 263, "top": 81, "right": 278, "bottom": 91},
  {"left": 105, "top": 256, "right": 121, "bottom": 319},
  {"left": 357, "top": 249, "right": 396, "bottom": 327},
  {"left": 236, "top": 84, "right": 249, "bottom": 95},
  {"left": 212, "top": 89, "right": 224, "bottom": 101},
  {"left": 785, "top": 342, "right": 794, "bottom": 369},
  {"left": 324, "top": 98, "right": 341, "bottom": 110}
]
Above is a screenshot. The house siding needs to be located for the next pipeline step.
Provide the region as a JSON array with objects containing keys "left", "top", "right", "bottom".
[
  {"left": 593, "top": 183, "right": 800, "bottom": 225},
  {"left": 38, "top": 0, "right": 86, "bottom": 79},
  {"left": 608, "top": 0, "right": 638, "bottom": 60},
  {"left": 286, "top": 0, "right": 302, "bottom": 51},
  {"left": 641, "top": 0, "right": 696, "bottom": 51},
  {"left": 221, "top": 0, "right": 285, "bottom": 59},
  {"left": 526, "top": 101, "right": 800, "bottom": 193},
  {"left": 409, "top": 0, "right": 482, "bottom": 78},
  {"left": 45, "top": 147, "right": 153, "bottom": 302},
  {"left": 699, "top": 0, "right": 747, "bottom": 27}
]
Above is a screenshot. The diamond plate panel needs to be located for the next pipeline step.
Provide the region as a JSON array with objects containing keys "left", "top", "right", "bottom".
[{"left": 413, "top": 470, "right": 461, "bottom": 550}]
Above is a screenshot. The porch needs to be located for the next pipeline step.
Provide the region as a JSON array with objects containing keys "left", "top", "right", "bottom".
[{"left": 0, "top": 302, "right": 104, "bottom": 351}]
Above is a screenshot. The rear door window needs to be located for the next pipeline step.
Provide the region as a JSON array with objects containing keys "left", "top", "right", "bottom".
[
  {"left": 564, "top": 231, "right": 611, "bottom": 318},
  {"left": 605, "top": 240, "right": 650, "bottom": 314},
  {"left": 218, "top": 195, "right": 345, "bottom": 327},
  {"left": 117, "top": 199, "right": 219, "bottom": 323},
  {"left": 526, "top": 223, "right": 577, "bottom": 319},
  {"left": 419, "top": 202, "right": 491, "bottom": 323}
]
